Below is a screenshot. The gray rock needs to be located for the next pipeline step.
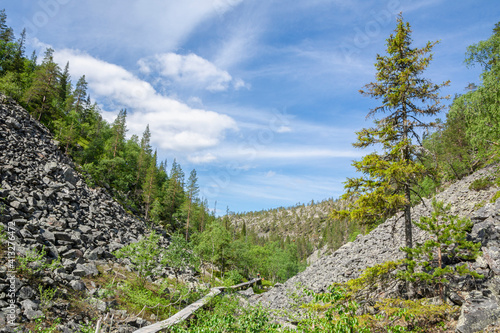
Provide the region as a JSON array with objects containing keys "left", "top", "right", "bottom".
[
  {"left": 72, "top": 269, "right": 87, "bottom": 277},
  {"left": 62, "top": 249, "right": 83, "bottom": 259},
  {"left": 44, "top": 162, "right": 58, "bottom": 174},
  {"left": 69, "top": 280, "right": 87, "bottom": 292},
  {"left": 5, "top": 116, "right": 21, "bottom": 129},
  {"left": 76, "top": 263, "right": 99, "bottom": 277},
  {"left": 20, "top": 299, "right": 38, "bottom": 312},
  {"left": 24, "top": 308, "right": 44, "bottom": 320},
  {"left": 456, "top": 292, "right": 500, "bottom": 333},
  {"left": 18, "top": 286, "right": 35, "bottom": 299},
  {"left": 53, "top": 232, "right": 73, "bottom": 242},
  {"left": 238, "top": 287, "right": 255, "bottom": 297},
  {"left": 63, "top": 167, "right": 78, "bottom": 185},
  {"left": 41, "top": 230, "right": 56, "bottom": 243}
]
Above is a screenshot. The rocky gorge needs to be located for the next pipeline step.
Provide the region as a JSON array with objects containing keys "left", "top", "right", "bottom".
[
  {"left": 1, "top": 91, "right": 500, "bottom": 332},
  {"left": 0, "top": 94, "right": 194, "bottom": 332}
]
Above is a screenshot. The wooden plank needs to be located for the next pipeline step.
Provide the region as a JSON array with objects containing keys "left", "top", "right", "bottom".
[
  {"left": 133, "top": 278, "right": 261, "bottom": 333},
  {"left": 133, "top": 288, "right": 221, "bottom": 333},
  {"left": 229, "top": 278, "right": 261, "bottom": 290}
]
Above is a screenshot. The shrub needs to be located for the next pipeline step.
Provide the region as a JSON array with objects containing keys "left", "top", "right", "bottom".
[
  {"left": 399, "top": 199, "right": 483, "bottom": 299},
  {"left": 469, "top": 177, "right": 493, "bottom": 191},
  {"left": 490, "top": 190, "right": 500, "bottom": 203},
  {"left": 114, "top": 231, "right": 161, "bottom": 281},
  {"left": 18, "top": 246, "right": 62, "bottom": 277}
]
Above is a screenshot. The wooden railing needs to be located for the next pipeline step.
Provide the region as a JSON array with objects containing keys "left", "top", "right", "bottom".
[{"left": 133, "top": 278, "right": 261, "bottom": 333}]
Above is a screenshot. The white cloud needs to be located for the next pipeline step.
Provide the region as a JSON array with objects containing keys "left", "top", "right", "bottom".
[
  {"left": 276, "top": 126, "right": 292, "bottom": 133},
  {"left": 213, "top": 3, "right": 265, "bottom": 70},
  {"left": 53, "top": 49, "right": 238, "bottom": 152},
  {"left": 139, "top": 53, "right": 246, "bottom": 92},
  {"left": 250, "top": 148, "right": 362, "bottom": 159},
  {"left": 187, "top": 153, "right": 217, "bottom": 164}
]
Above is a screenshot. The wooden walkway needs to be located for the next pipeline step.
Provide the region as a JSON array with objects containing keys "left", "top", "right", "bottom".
[{"left": 133, "top": 278, "right": 261, "bottom": 333}]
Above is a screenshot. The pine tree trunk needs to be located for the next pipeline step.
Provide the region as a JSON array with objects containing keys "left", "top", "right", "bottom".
[
  {"left": 186, "top": 198, "right": 192, "bottom": 241},
  {"left": 404, "top": 185, "right": 413, "bottom": 253}
]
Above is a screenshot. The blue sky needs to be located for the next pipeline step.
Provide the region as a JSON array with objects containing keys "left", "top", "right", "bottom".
[{"left": 3, "top": 0, "right": 499, "bottom": 214}]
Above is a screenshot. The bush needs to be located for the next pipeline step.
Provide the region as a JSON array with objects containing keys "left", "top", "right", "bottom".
[
  {"left": 18, "top": 246, "right": 62, "bottom": 277},
  {"left": 469, "top": 177, "right": 493, "bottom": 191},
  {"left": 300, "top": 285, "right": 370, "bottom": 333},
  {"left": 490, "top": 190, "right": 500, "bottom": 203},
  {"left": 224, "top": 270, "right": 244, "bottom": 286},
  {"left": 400, "top": 200, "right": 483, "bottom": 299},
  {"left": 114, "top": 232, "right": 161, "bottom": 281}
]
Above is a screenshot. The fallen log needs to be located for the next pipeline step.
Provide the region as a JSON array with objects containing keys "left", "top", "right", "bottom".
[{"left": 133, "top": 278, "right": 261, "bottom": 333}]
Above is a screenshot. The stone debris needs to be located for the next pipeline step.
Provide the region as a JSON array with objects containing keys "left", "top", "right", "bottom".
[
  {"left": 0, "top": 94, "right": 186, "bottom": 331},
  {"left": 254, "top": 163, "right": 500, "bottom": 332}
]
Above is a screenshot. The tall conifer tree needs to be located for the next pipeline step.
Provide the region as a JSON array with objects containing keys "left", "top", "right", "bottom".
[
  {"left": 143, "top": 150, "right": 157, "bottom": 221},
  {"left": 333, "top": 15, "right": 449, "bottom": 253},
  {"left": 185, "top": 169, "right": 199, "bottom": 241},
  {"left": 23, "top": 48, "right": 61, "bottom": 121}
]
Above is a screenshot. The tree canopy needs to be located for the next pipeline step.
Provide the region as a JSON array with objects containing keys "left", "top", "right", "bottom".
[{"left": 333, "top": 14, "right": 449, "bottom": 252}]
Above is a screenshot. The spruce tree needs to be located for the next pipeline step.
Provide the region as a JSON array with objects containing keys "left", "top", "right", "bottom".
[
  {"left": 73, "top": 75, "right": 88, "bottom": 121},
  {"left": 136, "top": 124, "right": 152, "bottom": 186},
  {"left": 333, "top": 15, "right": 449, "bottom": 253},
  {"left": 23, "top": 48, "right": 61, "bottom": 121},
  {"left": 143, "top": 150, "right": 157, "bottom": 221},
  {"left": 185, "top": 169, "right": 199, "bottom": 241},
  {"left": 110, "top": 108, "right": 127, "bottom": 158},
  {"left": 399, "top": 199, "right": 482, "bottom": 300}
]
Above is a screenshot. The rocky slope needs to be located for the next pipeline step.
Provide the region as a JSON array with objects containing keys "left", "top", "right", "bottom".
[
  {"left": 253, "top": 165, "right": 500, "bottom": 332},
  {"left": 0, "top": 94, "right": 190, "bottom": 331},
  {"left": 229, "top": 199, "right": 335, "bottom": 240}
]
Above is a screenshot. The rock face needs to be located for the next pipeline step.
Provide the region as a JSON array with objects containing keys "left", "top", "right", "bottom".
[
  {"left": 254, "top": 165, "right": 500, "bottom": 332},
  {"left": 0, "top": 94, "right": 174, "bottom": 330}
]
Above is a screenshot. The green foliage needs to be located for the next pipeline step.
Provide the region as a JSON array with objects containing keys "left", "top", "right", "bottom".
[
  {"left": 346, "top": 260, "right": 403, "bottom": 295},
  {"left": 423, "top": 111, "right": 476, "bottom": 181},
  {"left": 0, "top": 223, "right": 6, "bottom": 245},
  {"left": 114, "top": 231, "right": 199, "bottom": 284},
  {"left": 473, "top": 201, "right": 486, "bottom": 210},
  {"left": 161, "top": 232, "right": 198, "bottom": 281},
  {"left": 170, "top": 295, "right": 282, "bottom": 332},
  {"left": 224, "top": 270, "right": 244, "bottom": 286},
  {"left": 194, "top": 220, "right": 232, "bottom": 275},
  {"left": 333, "top": 15, "right": 449, "bottom": 254},
  {"left": 491, "top": 190, "right": 500, "bottom": 203},
  {"left": 17, "top": 246, "right": 62, "bottom": 277},
  {"left": 366, "top": 298, "right": 458, "bottom": 332},
  {"left": 411, "top": 176, "right": 440, "bottom": 205},
  {"left": 399, "top": 200, "right": 483, "bottom": 299},
  {"left": 114, "top": 232, "right": 162, "bottom": 280},
  {"left": 469, "top": 177, "right": 493, "bottom": 191},
  {"left": 438, "top": 21, "right": 500, "bottom": 165},
  {"left": 300, "top": 285, "right": 370, "bottom": 333},
  {"left": 29, "top": 316, "right": 61, "bottom": 333},
  {"left": 38, "top": 285, "right": 56, "bottom": 311},
  {"left": 118, "top": 280, "right": 173, "bottom": 318}
]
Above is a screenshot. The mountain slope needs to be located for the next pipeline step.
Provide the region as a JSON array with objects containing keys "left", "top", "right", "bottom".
[
  {"left": 0, "top": 94, "right": 193, "bottom": 331},
  {"left": 252, "top": 165, "right": 500, "bottom": 332}
]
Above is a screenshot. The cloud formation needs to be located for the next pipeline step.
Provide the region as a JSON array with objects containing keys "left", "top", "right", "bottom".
[
  {"left": 54, "top": 49, "right": 238, "bottom": 152},
  {"left": 138, "top": 53, "right": 246, "bottom": 92}
]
